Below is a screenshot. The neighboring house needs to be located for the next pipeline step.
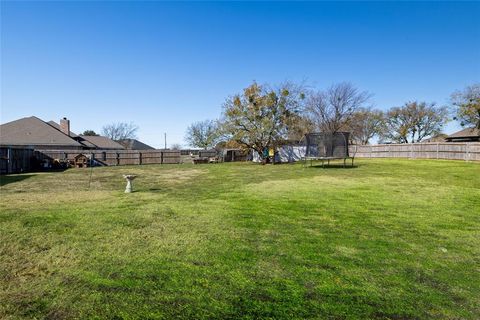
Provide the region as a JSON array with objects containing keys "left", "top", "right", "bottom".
[
  {"left": 0, "top": 116, "right": 84, "bottom": 150},
  {"left": 79, "top": 135, "right": 126, "bottom": 150},
  {"left": 0, "top": 116, "right": 127, "bottom": 150},
  {"left": 422, "top": 134, "right": 448, "bottom": 143},
  {"left": 445, "top": 128, "right": 480, "bottom": 142},
  {"left": 49, "top": 118, "right": 125, "bottom": 149},
  {"left": 47, "top": 119, "right": 98, "bottom": 148},
  {"left": 47, "top": 119, "right": 79, "bottom": 138},
  {"left": 48, "top": 118, "right": 127, "bottom": 150},
  {"left": 117, "top": 139, "right": 155, "bottom": 150}
]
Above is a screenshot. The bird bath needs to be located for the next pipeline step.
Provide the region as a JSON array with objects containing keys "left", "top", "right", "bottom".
[{"left": 123, "top": 175, "right": 137, "bottom": 193}]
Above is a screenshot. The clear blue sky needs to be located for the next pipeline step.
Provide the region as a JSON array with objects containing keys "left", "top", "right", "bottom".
[{"left": 1, "top": 1, "right": 479, "bottom": 147}]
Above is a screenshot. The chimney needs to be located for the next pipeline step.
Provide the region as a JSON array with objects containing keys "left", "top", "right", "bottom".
[{"left": 60, "top": 117, "right": 70, "bottom": 136}]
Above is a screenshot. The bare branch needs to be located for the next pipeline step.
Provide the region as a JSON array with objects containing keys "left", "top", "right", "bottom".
[
  {"left": 101, "top": 122, "right": 138, "bottom": 140},
  {"left": 305, "top": 82, "right": 372, "bottom": 133}
]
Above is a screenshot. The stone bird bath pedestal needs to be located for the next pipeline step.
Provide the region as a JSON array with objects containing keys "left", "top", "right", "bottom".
[{"left": 123, "top": 175, "right": 137, "bottom": 193}]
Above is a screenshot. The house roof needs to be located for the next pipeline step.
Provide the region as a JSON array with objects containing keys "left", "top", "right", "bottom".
[
  {"left": 75, "top": 137, "right": 97, "bottom": 148},
  {"left": 422, "top": 134, "right": 448, "bottom": 143},
  {"left": 47, "top": 120, "right": 79, "bottom": 137},
  {"left": 79, "top": 135, "right": 126, "bottom": 149},
  {"left": 0, "top": 116, "right": 83, "bottom": 147},
  {"left": 47, "top": 120, "right": 97, "bottom": 148},
  {"left": 117, "top": 139, "right": 155, "bottom": 150},
  {"left": 446, "top": 127, "right": 480, "bottom": 139}
]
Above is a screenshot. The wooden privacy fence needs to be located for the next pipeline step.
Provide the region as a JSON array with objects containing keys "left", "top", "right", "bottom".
[
  {"left": 350, "top": 142, "right": 480, "bottom": 161},
  {"left": 0, "top": 147, "right": 35, "bottom": 174},
  {"left": 2, "top": 143, "right": 478, "bottom": 174},
  {"left": 36, "top": 149, "right": 181, "bottom": 166},
  {"left": 1, "top": 148, "right": 181, "bottom": 174}
]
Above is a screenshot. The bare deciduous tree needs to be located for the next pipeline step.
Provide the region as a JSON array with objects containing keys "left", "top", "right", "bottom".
[
  {"left": 347, "top": 108, "right": 384, "bottom": 145},
  {"left": 305, "top": 82, "right": 372, "bottom": 133},
  {"left": 101, "top": 122, "right": 139, "bottom": 140},
  {"left": 381, "top": 101, "right": 448, "bottom": 143},
  {"left": 185, "top": 119, "right": 219, "bottom": 149},
  {"left": 170, "top": 143, "right": 182, "bottom": 150},
  {"left": 450, "top": 83, "right": 480, "bottom": 128}
]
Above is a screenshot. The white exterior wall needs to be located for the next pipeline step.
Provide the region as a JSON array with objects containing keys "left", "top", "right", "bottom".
[{"left": 252, "top": 146, "right": 306, "bottom": 163}]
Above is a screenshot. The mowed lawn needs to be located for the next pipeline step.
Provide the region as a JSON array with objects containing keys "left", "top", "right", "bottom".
[{"left": 0, "top": 159, "right": 479, "bottom": 319}]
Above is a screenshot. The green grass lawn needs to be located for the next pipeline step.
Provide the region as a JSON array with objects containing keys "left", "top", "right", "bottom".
[{"left": 1, "top": 159, "right": 479, "bottom": 319}]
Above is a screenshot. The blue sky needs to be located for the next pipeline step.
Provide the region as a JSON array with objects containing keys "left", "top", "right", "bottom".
[{"left": 1, "top": 1, "right": 479, "bottom": 147}]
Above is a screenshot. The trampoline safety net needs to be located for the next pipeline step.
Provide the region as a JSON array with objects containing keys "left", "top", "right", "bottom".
[{"left": 304, "top": 132, "right": 350, "bottom": 158}]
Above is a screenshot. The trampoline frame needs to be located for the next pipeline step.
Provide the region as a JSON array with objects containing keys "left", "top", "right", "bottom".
[{"left": 302, "top": 132, "right": 356, "bottom": 168}]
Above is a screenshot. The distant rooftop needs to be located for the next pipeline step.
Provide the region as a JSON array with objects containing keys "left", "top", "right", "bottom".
[
  {"left": 80, "top": 135, "right": 126, "bottom": 149},
  {"left": 117, "top": 139, "right": 155, "bottom": 150},
  {"left": 446, "top": 127, "right": 480, "bottom": 142}
]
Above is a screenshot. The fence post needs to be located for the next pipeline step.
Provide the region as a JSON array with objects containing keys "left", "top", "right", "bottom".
[
  {"left": 7, "top": 147, "right": 11, "bottom": 174},
  {"left": 436, "top": 143, "right": 439, "bottom": 159},
  {"left": 139, "top": 152, "right": 142, "bottom": 165},
  {"left": 116, "top": 152, "right": 120, "bottom": 166},
  {"left": 465, "top": 143, "right": 469, "bottom": 162}
]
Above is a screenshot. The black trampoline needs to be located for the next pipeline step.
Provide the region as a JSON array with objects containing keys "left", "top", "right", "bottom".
[{"left": 303, "top": 132, "right": 355, "bottom": 167}]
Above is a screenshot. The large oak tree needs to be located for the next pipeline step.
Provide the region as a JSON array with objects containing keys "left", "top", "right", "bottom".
[
  {"left": 381, "top": 101, "right": 448, "bottom": 143},
  {"left": 451, "top": 83, "right": 480, "bottom": 129},
  {"left": 221, "top": 82, "right": 306, "bottom": 156}
]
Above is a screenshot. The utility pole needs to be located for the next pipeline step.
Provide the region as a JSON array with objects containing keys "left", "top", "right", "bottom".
[{"left": 164, "top": 133, "right": 167, "bottom": 150}]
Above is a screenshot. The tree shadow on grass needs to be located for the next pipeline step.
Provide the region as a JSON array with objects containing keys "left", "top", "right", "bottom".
[{"left": 0, "top": 174, "right": 36, "bottom": 187}]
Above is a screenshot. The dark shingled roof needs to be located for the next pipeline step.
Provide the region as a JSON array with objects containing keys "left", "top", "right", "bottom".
[
  {"left": 79, "top": 135, "right": 126, "bottom": 149},
  {"left": 117, "top": 139, "right": 155, "bottom": 150},
  {"left": 446, "top": 127, "right": 480, "bottom": 139},
  {"left": 47, "top": 120, "right": 97, "bottom": 148},
  {"left": 0, "top": 116, "right": 83, "bottom": 147},
  {"left": 75, "top": 137, "right": 97, "bottom": 148},
  {"left": 47, "top": 120, "right": 79, "bottom": 137},
  {"left": 445, "top": 127, "right": 480, "bottom": 142}
]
